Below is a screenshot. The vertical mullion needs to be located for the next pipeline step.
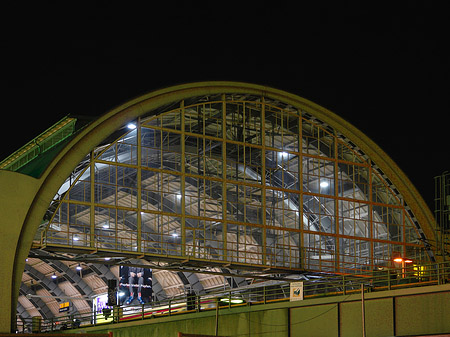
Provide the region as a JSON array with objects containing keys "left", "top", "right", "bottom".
[
  {"left": 160, "top": 129, "right": 163, "bottom": 251},
  {"left": 334, "top": 133, "right": 340, "bottom": 272},
  {"left": 222, "top": 95, "right": 227, "bottom": 261},
  {"left": 298, "top": 112, "right": 304, "bottom": 269},
  {"left": 137, "top": 117, "right": 142, "bottom": 253},
  {"left": 261, "top": 98, "right": 267, "bottom": 265},
  {"left": 369, "top": 165, "right": 374, "bottom": 267},
  {"left": 402, "top": 206, "right": 406, "bottom": 258},
  {"left": 158, "top": 124, "right": 163, "bottom": 254},
  {"left": 90, "top": 150, "right": 95, "bottom": 248},
  {"left": 181, "top": 102, "right": 186, "bottom": 256}
]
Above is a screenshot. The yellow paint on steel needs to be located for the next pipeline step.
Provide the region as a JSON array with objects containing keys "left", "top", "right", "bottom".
[{"left": 0, "top": 81, "right": 437, "bottom": 332}]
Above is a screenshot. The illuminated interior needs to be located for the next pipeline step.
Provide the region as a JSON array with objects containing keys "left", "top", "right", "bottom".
[{"left": 40, "top": 93, "right": 429, "bottom": 274}]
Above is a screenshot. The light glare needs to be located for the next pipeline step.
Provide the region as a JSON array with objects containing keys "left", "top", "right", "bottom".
[
  {"left": 220, "top": 298, "right": 244, "bottom": 304},
  {"left": 320, "top": 181, "right": 329, "bottom": 188}
]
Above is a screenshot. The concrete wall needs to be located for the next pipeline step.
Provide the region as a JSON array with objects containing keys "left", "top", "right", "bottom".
[
  {"left": 0, "top": 82, "right": 440, "bottom": 333},
  {"left": 81, "top": 284, "right": 450, "bottom": 337},
  {"left": 0, "top": 171, "right": 40, "bottom": 333}
]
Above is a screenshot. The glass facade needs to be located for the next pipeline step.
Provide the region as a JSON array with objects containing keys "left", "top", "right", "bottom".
[{"left": 43, "top": 94, "right": 429, "bottom": 273}]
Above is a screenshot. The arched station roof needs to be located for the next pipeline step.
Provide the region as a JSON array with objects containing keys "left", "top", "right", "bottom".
[{"left": 0, "top": 82, "right": 437, "bottom": 328}]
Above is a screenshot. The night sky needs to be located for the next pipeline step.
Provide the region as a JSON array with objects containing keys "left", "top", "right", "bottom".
[{"left": 1, "top": 2, "right": 448, "bottom": 210}]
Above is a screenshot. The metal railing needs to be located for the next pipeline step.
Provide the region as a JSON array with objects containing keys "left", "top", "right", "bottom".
[
  {"left": 16, "top": 261, "right": 450, "bottom": 333},
  {"left": 0, "top": 116, "right": 76, "bottom": 172}
]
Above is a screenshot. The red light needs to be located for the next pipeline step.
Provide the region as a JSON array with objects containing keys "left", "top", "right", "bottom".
[
  {"left": 404, "top": 259, "right": 413, "bottom": 263},
  {"left": 393, "top": 258, "right": 403, "bottom": 263}
]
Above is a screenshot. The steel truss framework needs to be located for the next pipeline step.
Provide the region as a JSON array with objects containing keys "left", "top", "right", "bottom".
[{"left": 41, "top": 94, "right": 429, "bottom": 274}]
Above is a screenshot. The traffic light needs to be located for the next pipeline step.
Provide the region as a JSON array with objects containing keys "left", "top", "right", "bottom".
[{"left": 107, "top": 279, "right": 117, "bottom": 306}]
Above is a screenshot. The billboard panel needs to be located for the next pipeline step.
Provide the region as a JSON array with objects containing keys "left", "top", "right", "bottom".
[
  {"left": 92, "top": 293, "right": 113, "bottom": 324},
  {"left": 119, "top": 266, "right": 152, "bottom": 305}
]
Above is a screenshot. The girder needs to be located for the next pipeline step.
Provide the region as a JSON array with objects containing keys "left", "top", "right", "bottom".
[
  {"left": 19, "top": 284, "right": 53, "bottom": 320},
  {"left": 151, "top": 276, "right": 168, "bottom": 301},
  {"left": 177, "top": 272, "right": 205, "bottom": 295},
  {"left": 16, "top": 303, "right": 31, "bottom": 322},
  {"left": 37, "top": 94, "right": 426, "bottom": 270},
  {"left": 41, "top": 258, "right": 94, "bottom": 307},
  {"left": 23, "top": 264, "right": 80, "bottom": 315},
  {"left": 0, "top": 82, "right": 437, "bottom": 335},
  {"left": 36, "top": 90, "right": 431, "bottom": 283}
]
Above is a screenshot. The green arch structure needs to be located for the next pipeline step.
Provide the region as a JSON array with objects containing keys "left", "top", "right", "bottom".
[{"left": 0, "top": 81, "right": 437, "bottom": 332}]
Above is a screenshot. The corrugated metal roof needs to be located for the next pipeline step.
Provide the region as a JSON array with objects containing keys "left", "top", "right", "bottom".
[
  {"left": 154, "top": 270, "right": 184, "bottom": 297},
  {"left": 18, "top": 296, "right": 41, "bottom": 318},
  {"left": 83, "top": 274, "right": 107, "bottom": 294},
  {"left": 35, "top": 288, "right": 59, "bottom": 316},
  {"left": 19, "top": 257, "right": 240, "bottom": 319},
  {"left": 197, "top": 273, "right": 225, "bottom": 290},
  {"left": 30, "top": 260, "right": 57, "bottom": 276},
  {"left": 21, "top": 273, "right": 33, "bottom": 284},
  {"left": 58, "top": 281, "right": 91, "bottom": 313}
]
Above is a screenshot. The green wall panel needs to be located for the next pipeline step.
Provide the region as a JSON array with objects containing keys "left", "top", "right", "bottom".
[
  {"left": 79, "top": 286, "right": 450, "bottom": 337},
  {"left": 88, "top": 309, "right": 289, "bottom": 337},
  {"left": 92, "top": 316, "right": 217, "bottom": 337},
  {"left": 340, "top": 298, "right": 394, "bottom": 337},
  {"left": 396, "top": 291, "right": 450, "bottom": 336},
  {"left": 290, "top": 304, "right": 339, "bottom": 337},
  {"left": 218, "top": 309, "right": 288, "bottom": 337}
]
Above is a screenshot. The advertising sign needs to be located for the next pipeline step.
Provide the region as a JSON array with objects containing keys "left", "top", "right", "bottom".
[
  {"left": 59, "top": 301, "right": 70, "bottom": 313},
  {"left": 92, "top": 293, "right": 113, "bottom": 324},
  {"left": 119, "top": 266, "right": 152, "bottom": 305},
  {"left": 290, "top": 281, "right": 304, "bottom": 301}
]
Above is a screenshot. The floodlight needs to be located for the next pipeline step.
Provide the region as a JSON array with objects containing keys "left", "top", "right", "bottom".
[{"left": 320, "top": 181, "right": 329, "bottom": 188}]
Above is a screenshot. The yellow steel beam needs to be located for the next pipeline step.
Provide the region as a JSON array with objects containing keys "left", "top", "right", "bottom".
[{"left": 3, "top": 81, "right": 437, "bottom": 333}]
